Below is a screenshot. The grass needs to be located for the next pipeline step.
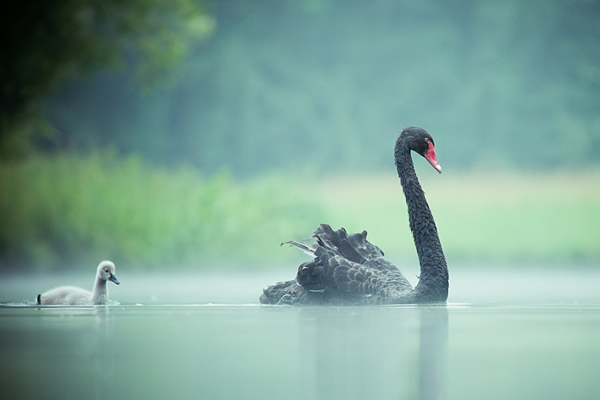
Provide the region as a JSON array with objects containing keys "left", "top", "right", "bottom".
[
  {"left": 1, "top": 152, "right": 599, "bottom": 271},
  {"left": 0, "top": 152, "right": 324, "bottom": 271},
  {"left": 316, "top": 169, "right": 600, "bottom": 267}
]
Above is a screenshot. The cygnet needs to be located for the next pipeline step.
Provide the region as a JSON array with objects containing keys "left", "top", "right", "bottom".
[{"left": 36, "top": 260, "right": 120, "bottom": 305}]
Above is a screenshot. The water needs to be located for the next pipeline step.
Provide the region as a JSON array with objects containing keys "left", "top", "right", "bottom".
[{"left": 1, "top": 269, "right": 600, "bottom": 400}]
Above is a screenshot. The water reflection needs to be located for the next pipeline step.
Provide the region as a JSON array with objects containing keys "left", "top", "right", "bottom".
[
  {"left": 93, "top": 307, "right": 116, "bottom": 400},
  {"left": 3, "top": 300, "right": 600, "bottom": 399},
  {"left": 3, "top": 270, "right": 600, "bottom": 399},
  {"left": 420, "top": 307, "right": 448, "bottom": 400},
  {"left": 298, "top": 306, "right": 448, "bottom": 400}
]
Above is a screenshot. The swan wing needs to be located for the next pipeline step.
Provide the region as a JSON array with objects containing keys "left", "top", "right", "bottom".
[
  {"left": 314, "top": 224, "right": 402, "bottom": 273},
  {"left": 296, "top": 247, "right": 412, "bottom": 301}
]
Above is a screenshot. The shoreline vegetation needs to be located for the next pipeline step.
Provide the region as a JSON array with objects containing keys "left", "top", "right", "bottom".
[{"left": 1, "top": 152, "right": 599, "bottom": 271}]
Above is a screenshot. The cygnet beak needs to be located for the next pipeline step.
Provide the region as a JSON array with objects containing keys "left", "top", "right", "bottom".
[{"left": 109, "top": 273, "right": 120, "bottom": 285}]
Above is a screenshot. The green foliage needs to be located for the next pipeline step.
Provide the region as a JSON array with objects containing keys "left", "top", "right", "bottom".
[
  {"left": 0, "top": 152, "right": 323, "bottom": 271},
  {"left": 0, "top": 0, "right": 214, "bottom": 158},
  {"left": 315, "top": 171, "right": 600, "bottom": 266},
  {"left": 4, "top": 0, "right": 598, "bottom": 272},
  {"left": 41, "top": 0, "right": 600, "bottom": 175},
  {"left": 1, "top": 153, "right": 598, "bottom": 271}
]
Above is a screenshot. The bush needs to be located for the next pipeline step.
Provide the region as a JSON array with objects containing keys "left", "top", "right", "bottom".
[{"left": 0, "top": 151, "right": 324, "bottom": 271}]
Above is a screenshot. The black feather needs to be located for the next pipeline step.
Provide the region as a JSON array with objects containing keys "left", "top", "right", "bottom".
[{"left": 260, "top": 127, "right": 449, "bottom": 305}]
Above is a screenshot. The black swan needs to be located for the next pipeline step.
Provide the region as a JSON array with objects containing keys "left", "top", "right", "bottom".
[{"left": 260, "top": 127, "right": 448, "bottom": 305}]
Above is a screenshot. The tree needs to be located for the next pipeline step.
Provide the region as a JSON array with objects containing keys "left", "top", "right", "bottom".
[{"left": 0, "top": 0, "right": 214, "bottom": 159}]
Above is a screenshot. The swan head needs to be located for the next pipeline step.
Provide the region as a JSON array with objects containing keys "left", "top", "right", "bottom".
[
  {"left": 97, "top": 260, "right": 120, "bottom": 285},
  {"left": 400, "top": 126, "right": 442, "bottom": 173}
]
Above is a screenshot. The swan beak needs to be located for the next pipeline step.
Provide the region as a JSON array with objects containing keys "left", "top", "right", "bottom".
[
  {"left": 424, "top": 142, "right": 442, "bottom": 173},
  {"left": 430, "top": 161, "right": 442, "bottom": 174},
  {"left": 109, "top": 274, "right": 120, "bottom": 285}
]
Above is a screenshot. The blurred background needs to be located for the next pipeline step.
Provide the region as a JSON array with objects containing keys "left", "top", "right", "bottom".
[{"left": 1, "top": 0, "right": 599, "bottom": 272}]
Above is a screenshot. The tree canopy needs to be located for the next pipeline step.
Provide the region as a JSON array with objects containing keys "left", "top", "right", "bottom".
[
  {"left": 4, "top": 0, "right": 600, "bottom": 173},
  {"left": 0, "top": 0, "right": 213, "bottom": 158}
]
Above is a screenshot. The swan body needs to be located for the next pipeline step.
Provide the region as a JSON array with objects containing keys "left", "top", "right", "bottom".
[
  {"left": 36, "top": 260, "right": 120, "bottom": 305},
  {"left": 260, "top": 127, "right": 449, "bottom": 305}
]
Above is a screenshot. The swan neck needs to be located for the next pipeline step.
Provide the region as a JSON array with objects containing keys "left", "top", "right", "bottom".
[
  {"left": 92, "top": 277, "right": 108, "bottom": 304},
  {"left": 395, "top": 138, "right": 448, "bottom": 302}
]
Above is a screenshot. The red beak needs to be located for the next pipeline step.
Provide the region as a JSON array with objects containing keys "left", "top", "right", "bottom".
[{"left": 424, "top": 141, "right": 442, "bottom": 173}]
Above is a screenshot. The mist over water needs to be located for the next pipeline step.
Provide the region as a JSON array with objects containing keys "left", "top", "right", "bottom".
[
  {"left": 2, "top": 1, "right": 600, "bottom": 398},
  {"left": 2, "top": 268, "right": 600, "bottom": 400}
]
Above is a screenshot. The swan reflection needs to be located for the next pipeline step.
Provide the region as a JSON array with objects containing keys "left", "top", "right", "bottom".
[{"left": 299, "top": 306, "right": 448, "bottom": 400}]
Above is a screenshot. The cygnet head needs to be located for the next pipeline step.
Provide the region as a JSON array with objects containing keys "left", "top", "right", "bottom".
[{"left": 97, "top": 261, "right": 120, "bottom": 285}]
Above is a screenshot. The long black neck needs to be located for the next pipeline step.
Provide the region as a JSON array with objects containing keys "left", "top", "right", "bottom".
[{"left": 395, "top": 138, "right": 448, "bottom": 302}]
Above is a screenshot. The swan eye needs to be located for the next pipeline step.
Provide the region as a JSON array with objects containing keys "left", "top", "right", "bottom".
[{"left": 424, "top": 137, "right": 435, "bottom": 147}]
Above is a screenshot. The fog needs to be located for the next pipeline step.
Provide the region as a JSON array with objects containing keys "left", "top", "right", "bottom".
[
  {"left": 41, "top": 0, "right": 600, "bottom": 174},
  {"left": 1, "top": 2, "right": 600, "bottom": 398},
  {"left": 2, "top": 270, "right": 600, "bottom": 400}
]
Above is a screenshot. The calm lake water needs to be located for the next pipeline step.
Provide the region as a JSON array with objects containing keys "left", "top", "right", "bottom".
[{"left": 1, "top": 269, "right": 600, "bottom": 400}]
